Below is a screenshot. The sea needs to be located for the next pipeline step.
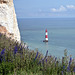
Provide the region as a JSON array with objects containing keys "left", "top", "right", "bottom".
[{"left": 18, "top": 18, "right": 75, "bottom": 58}]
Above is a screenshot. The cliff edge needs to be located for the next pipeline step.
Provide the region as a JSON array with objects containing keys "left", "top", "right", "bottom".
[{"left": 0, "top": 0, "right": 21, "bottom": 42}]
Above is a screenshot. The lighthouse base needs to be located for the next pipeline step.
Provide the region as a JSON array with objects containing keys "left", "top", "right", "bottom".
[{"left": 43, "top": 40, "right": 48, "bottom": 42}]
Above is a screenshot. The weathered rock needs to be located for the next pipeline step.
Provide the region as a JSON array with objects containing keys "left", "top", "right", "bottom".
[
  {"left": 0, "top": 0, "right": 21, "bottom": 42},
  {"left": 0, "top": 25, "right": 14, "bottom": 38}
]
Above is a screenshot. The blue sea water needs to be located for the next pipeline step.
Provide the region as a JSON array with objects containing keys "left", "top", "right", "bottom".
[{"left": 18, "top": 18, "right": 75, "bottom": 58}]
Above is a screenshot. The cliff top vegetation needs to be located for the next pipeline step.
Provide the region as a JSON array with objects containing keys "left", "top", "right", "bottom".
[{"left": 0, "top": 33, "right": 75, "bottom": 75}]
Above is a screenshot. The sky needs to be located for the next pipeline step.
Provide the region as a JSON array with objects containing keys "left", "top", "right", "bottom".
[{"left": 13, "top": 0, "right": 75, "bottom": 18}]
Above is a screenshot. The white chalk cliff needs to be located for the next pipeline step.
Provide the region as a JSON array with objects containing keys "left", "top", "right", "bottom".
[{"left": 0, "top": 0, "right": 20, "bottom": 42}]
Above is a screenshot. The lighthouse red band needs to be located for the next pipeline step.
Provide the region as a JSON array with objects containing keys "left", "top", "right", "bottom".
[{"left": 45, "top": 29, "right": 48, "bottom": 41}]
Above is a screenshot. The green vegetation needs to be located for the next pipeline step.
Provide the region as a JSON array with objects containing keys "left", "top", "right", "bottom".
[{"left": 0, "top": 33, "right": 75, "bottom": 75}]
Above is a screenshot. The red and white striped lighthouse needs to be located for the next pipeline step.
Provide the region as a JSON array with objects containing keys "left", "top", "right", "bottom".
[
  {"left": 43, "top": 29, "right": 48, "bottom": 42},
  {"left": 45, "top": 29, "right": 48, "bottom": 41}
]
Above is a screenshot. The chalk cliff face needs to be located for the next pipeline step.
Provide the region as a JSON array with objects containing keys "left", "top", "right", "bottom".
[{"left": 0, "top": 0, "right": 21, "bottom": 42}]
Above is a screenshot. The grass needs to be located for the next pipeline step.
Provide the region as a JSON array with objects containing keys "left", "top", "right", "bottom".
[{"left": 0, "top": 33, "right": 75, "bottom": 75}]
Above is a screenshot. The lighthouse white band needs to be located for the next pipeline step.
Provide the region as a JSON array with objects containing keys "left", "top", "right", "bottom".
[
  {"left": 45, "top": 32, "right": 48, "bottom": 35},
  {"left": 46, "top": 38, "right": 48, "bottom": 40}
]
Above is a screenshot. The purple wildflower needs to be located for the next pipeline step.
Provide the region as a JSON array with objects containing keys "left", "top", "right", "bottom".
[
  {"left": 70, "top": 57, "right": 72, "bottom": 63},
  {"left": 34, "top": 51, "right": 38, "bottom": 61},
  {"left": 42, "top": 59, "right": 44, "bottom": 65},
  {"left": 68, "top": 57, "right": 72, "bottom": 69},
  {"left": 62, "top": 57, "right": 64, "bottom": 64},
  {"left": 20, "top": 45, "right": 22, "bottom": 50},
  {"left": 44, "top": 50, "right": 48, "bottom": 59},
  {"left": 63, "top": 66, "right": 65, "bottom": 70},
  {"left": 55, "top": 57, "right": 57, "bottom": 61},
  {"left": 0, "top": 49, "right": 5, "bottom": 62},
  {"left": 45, "top": 50, "right": 48, "bottom": 57},
  {"left": 67, "top": 66, "right": 70, "bottom": 72},
  {"left": 62, "top": 71, "right": 63, "bottom": 75},
  {"left": 50, "top": 56, "right": 51, "bottom": 58},
  {"left": 46, "top": 59, "right": 47, "bottom": 63},
  {"left": 14, "top": 46, "right": 18, "bottom": 54},
  {"left": 1, "top": 49, "right": 5, "bottom": 55}
]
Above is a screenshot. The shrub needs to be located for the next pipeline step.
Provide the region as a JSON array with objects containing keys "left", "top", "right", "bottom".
[{"left": 0, "top": 33, "right": 75, "bottom": 75}]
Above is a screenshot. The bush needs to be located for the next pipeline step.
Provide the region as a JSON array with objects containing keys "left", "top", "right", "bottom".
[{"left": 0, "top": 33, "right": 75, "bottom": 75}]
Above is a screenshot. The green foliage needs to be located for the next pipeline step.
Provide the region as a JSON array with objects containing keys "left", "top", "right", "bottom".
[{"left": 0, "top": 61, "right": 15, "bottom": 75}]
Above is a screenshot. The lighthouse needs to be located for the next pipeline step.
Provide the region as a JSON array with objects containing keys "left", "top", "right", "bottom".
[{"left": 43, "top": 29, "right": 48, "bottom": 42}]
